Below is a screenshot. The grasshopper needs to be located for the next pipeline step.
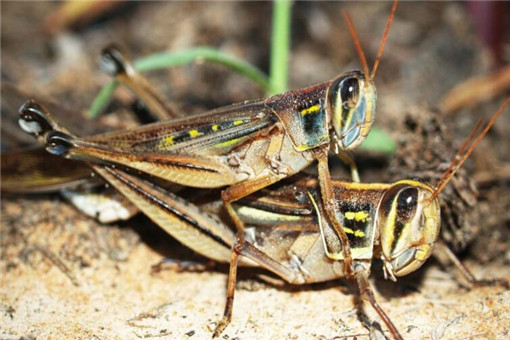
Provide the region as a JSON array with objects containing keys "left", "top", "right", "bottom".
[
  {"left": 16, "top": 1, "right": 399, "bottom": 282},
  {"left": 10, "top": 94, "right": 510, "bottom": 338}
]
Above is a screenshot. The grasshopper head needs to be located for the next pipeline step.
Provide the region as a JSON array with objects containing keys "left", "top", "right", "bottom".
[
  {"left": 375, "top": 97, "right": 509, "bottom": 280},
  {"left": 377, "top": 180, "right": 440, "bottom": 280},
  {"left": 326, "top": 70, "right": 377, "bottom": 150}
]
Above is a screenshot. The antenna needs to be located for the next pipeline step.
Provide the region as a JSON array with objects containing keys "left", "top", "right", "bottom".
[
  {"left": 371, "top": 0, "right": 398, "bottom": 79},
  {"left": 428, "top": 97, "right": 510, "bottom": 203},
  {"left": 342, "top": 11, "right": 370, "bottom": 83},
  {"left": 342, "top": 0, "right": 398, "bottom": 82}
]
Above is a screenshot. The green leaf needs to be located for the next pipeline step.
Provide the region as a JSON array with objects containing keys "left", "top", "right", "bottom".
[{"left": 359, "top": 127, "right": 396, "bottom": 154}]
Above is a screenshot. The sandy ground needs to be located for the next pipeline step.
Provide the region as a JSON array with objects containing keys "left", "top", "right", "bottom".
[{"left": 1, "top": 197, "right": 509, "bottom": 340}]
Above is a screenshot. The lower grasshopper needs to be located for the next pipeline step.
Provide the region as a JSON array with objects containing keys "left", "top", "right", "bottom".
[
  {"left": 16, "top": 1, "right": 399, "bottom": 280},
  {"left": 10, "top": 95, "right": 509, "bottom": 338}
]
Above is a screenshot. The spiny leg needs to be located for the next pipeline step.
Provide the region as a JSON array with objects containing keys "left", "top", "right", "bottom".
[
  {"left": 213, "top": 239, "right": 302, "bottom": 337},
  {"left": 354, "top": 264, "right": 403, "bottom": 340},
  {"left": 92, "top": 166, "right": 235, "bottom": 262},
  {"left": 213, "top": 240, "right": 241, "bottom": 338},
  {"left": 438, "top": 242, "right": 509, "bottom": 288},
  {"left": 315, "top": 149, "right": 354, "bottom": 278},
  {"left": 218, "top": 173, "right": 284, "bottom": 333}
]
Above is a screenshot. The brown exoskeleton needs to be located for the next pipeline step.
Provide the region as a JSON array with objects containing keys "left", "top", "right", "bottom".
[{"left": 16, "top": 2, "right": 399, "bottom": 289}]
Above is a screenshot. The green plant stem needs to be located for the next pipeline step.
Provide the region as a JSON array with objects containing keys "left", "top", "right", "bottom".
[
  {"left": 134, "top": 47, "right": 269, "bottom": 88},
  {"left": 89, "top": 80, "right": 118, "bottom": 119},
  {"left": 89, "top": 47, "right": 270, "bottom": 118},
  {"left": 269, "top": 0, "right": 292, "bottom": 95}
]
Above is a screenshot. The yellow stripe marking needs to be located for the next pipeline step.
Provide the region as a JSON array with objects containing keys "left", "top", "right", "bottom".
[
  {"left": 353, "top": 230, "right": 365, "bottom": 237},
  {"left": 158, "top": 135, "right": 174, "bottom": 149},
  {"left": 343, "top": 226, "right": 366, "bottom": 238},
  {"left": 233, "top": 120, "right": 244, "bottom": 126},
  {"left": 383, "top": 197, "right": 399, "bottom": 250},
  {"left": 189, "top": 129, "right": 202, "bottom": 138},
  {"left": 300, "top": 104, "right": 321, "bottom": 115},
  {"left": 344, "top": 211, "right": 370, "bottom": 223},
  {"left": 212, "top": 124, "right": 219, "bottom": 132},
  {"left": 297, "top": 144, "right": 309, "bottom": 151},
  {"left": 215, "top": 138, "right": 241, "bottom": 149},
  {"left": 237, "top": 206, "right": 301, "bottom": 222}
]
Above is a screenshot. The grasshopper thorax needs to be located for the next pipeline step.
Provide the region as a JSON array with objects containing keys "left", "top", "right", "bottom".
[
  {"left": 326, "top": 70, "right": 377, "bottom": 150},
  {"left": 377, "top": 179, "right": 440, "bottom": 280}
]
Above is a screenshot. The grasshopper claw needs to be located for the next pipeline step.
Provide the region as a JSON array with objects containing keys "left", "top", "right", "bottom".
[{"left": 212, "top": 318, "right": 229, "bottom": 338}]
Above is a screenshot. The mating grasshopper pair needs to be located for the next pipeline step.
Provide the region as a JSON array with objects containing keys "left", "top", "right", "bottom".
[
  {"left": 12, "top": 94, "right": 510, "bottom": 340},
  {"left": 5, "top": 1, "right": 510, "bottom": 338},
  {"left": 18, "top": 1, "right": 397, "bottom": 282}
]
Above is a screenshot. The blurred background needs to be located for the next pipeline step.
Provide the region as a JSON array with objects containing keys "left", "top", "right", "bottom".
[{"left": 2, "top": 2, "right": 510, "bottom": 339}]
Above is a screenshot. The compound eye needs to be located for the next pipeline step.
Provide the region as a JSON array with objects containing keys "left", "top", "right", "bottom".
[
  {"left": 396, "top": 187, "right": 418, "bottom": 223},
  {"left": 379, "top": 185, "right": 419, "bottom": 259},
  {"left": 340, "top": 77, "right": 360, "bottom": 110},
  {"left": 329, "top": 71, "right": 374, "bottom": 150}
]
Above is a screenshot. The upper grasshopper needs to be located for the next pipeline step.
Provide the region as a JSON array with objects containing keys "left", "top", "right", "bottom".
[{"left": 17, "top": 1, "right": 398, "bottom": 279}]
